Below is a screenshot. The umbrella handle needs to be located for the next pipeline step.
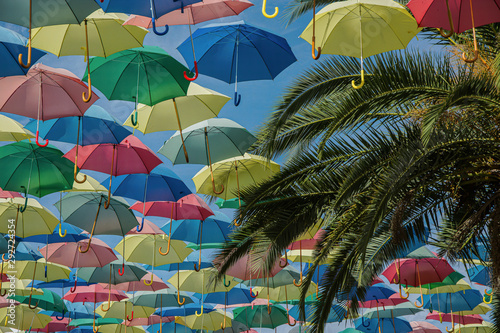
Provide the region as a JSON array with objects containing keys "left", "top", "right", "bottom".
[
  {"left": 127, "top": 311, "right": 134, "bottom": 321},
  {"left": 36, "top": 131, "right": 49, "bottom": 147},
  {"left": 234, "top": 92, "right": 241, "bottom": 106},
  {"left": 195, "top": 305, "right": 203, "bottom": 317},
  {"left": 343, "top": 309, "right": 349, "bottom": 320},
  {"left": 130, "top": 111, "right": 139, "bottom": 127},
  {"left": 461, "top": 0, "right": 478, "bottom": 63},
  {"left": 70, "top": 276, "right": 78, "bottom": 293},
  {"left": 55, "top": 310, "right": 65, "bottom": 321},
  {"left": 361, "top": 317, "right": 370, "bottom": 327},
  {"left": 79, "top": 195, "right": 102, "bottom": 253},
  {"left": 136, "top": 217, "right": 145, "bottom": 232},
  {"left": 19, "top": 0, "right": 32, "bottom": 68},
  {"left": 261, "top": 0, "right": 278, "bottom": 18},
  {"left": 177, "top": 292, "right": 186, "bottom": 306},
  {"left": 288, "top": 315, "right": 296, "bottom": 327},
  {"left": 118, "top": 262, "right": 125, "bottom": 276},
  {"left": 351, "top": 70, "right": 365, "bottom": 89},
  {"left": 293, "top": 271, "right": 303, "bottom": 287},
  {"left": 267, "top": 304, "right": 272, "bottom": 315},
  {"left": 279, "top": 251, "right": 288, "bottom": 268},
  {"left": 462, "top": 50, "right": 478, "bottom": 63},
  {"left": 193, "top": 261, "right": 201, "bottom": 272},
  {"left": 223, "top": 275, "right": 231, "bottom": 288},
  {"left": 399, "top": 279, "right": 410, "bottom": 299},
  {"left": 250, "top": 288, "right": 258, "bottom": 298},
  {"left": 144, "top": 272, "right": 154, "bottom": 286},
  {"left": 211, "top": 177, "right": 224, "bottom": 195},
  {"left": 439, "top": 0, "right": 454, "bottom": 38},
  {"left": 58, "top": 223, "right": 67, "bottom": 238},
  {"left": 311, "top": 38, "right": 321, "bottom": 60},
  {"left": 152, "top": 17, "right": 169, "bottom": 35},
  {"left": 82, "top": 78, "right": 92, "bottom": 103},
  {"left": 159, "top": 236, "right": 171, "bottom": 256},
  {"left": 28, "top": 293, "right": 39, "bottom": 309},
  {"left": 183, "top": 61, "right": 198, "bottom": 81},
  {"left": 20, "top": 186, "right": 28, "bottom": 213},
  {"left": 484, "top": 289, "right": 493, "bottom": 304}
]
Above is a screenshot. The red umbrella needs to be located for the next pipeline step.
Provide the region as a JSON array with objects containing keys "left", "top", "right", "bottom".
[
  {"left": 126, "top": 315, "right": 175, "bottom": 326},
  {"left": 64, "top": 135, "right": 162, "bottom": 208},
  {"left": 63, "top": 284, "right": 127, "bottom": 303},
  {"left": 110, "top": 273, "right": 168, "bottom": 292},
  {"left": 130, "top": 194, "right": 213, "bottom": 271},
  {"left": 33, "top": 317, "right": 75, "bottom": 332},
  {"left": 409, "top": 321, "right": 441, "bottom": 333},
  {"left": 0, "top": 64, "right": 97, "bottom": 146},
  {"left": 407, "top": 0, "right": 500, "bottom": 61},
  {"left": 426, "top": 312, "right": 484, "bottom": 325},
  {"left": 40, "top": 238, "right": 117, "bottom": 268},
  {"left": 0, "top": 187, "right": 22, "bottom": 199}
]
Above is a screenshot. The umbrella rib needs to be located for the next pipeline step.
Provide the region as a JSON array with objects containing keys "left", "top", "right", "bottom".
[
  {"left": 92, "top": 20, "right": 107, "bottom": 57},
  {"left": 106, "top": 54, "right": 140, "bottom": 101},
  {"left": 363, "top": 5, "right": 408, "bottom": 49}
]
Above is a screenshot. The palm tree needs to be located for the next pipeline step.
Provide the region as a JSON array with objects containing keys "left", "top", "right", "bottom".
[{"left": 214, "top": 24, "right": 500, "bottom": 332}]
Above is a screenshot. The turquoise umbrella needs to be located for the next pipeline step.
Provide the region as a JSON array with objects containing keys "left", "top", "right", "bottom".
[{"left": 158, "top": 118, "right": 256, "bottom": 194}]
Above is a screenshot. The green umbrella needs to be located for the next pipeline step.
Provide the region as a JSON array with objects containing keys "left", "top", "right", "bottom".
[
  {"left": 158, "top": 118, "right": 256, "bottom": 194},
  {"left": 69, "top": 318, "right": 123, "bottom": 327},
  {"left": 11, "top": 288, "right": 67, "bottom": 313},
  {"left": 82, "top": 46, "right": 192, "bottom": 129},
  {"left": 0, "top": 304, "right": 51, "bottom": 330},
  {"left": 362, "top": 302, "right": 422, "bottom": 319},
  {"left": 242, "top": 266, "right": 301, "bottom": 288},
  {"left": 55, "top": 192, "right": 138, "bottom": 252},
  {"left": 78, "top": 258, "right": 148, "bottom": 285},
  {"left": 129, "top": 290, "right": 194, "bottom": 308},
  {"left": 0, "top": 142, "right": 75, "bottom": 211},
  {"left": 215, "top": 198, "right": 243, "bottom": 209},
  {"left": 232, "top": 305, "right": 288, "bottom": 329}
]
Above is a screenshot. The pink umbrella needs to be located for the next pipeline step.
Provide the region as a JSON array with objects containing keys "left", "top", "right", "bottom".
[
  {"left": 0, "top": 187, "right": 22, "bottom": 199},
  {"left": 0, "top": 64, "right": 97, "bottom": 146},
  {"left": 407, "top": 0, "right": 500, "bottom": 61},
  {"left": 64, "top": 135, "right": 162, "bottom": 208},
  {"left": 110, "top": 273, "right": 168, "bottom": 292},
  {"left": 63, "top": 284, "right": 127, "bottom": 303},
  {"left": 426, "top": 312, "right": 484, "bottom": 325},
  {"left": 126, "top": 315, "right": 175, "bottom": 326},
  {"left": 409, "top": 321, "right": 441, "bottom": 333},
  {"left": 130, "top": 194, "right": 213, "bottom": 270},
  {"left": 33, "top": 317, "right": 75, "bottom": 332},
  {"left": 123, "top": 0, "right": 254, "bottom": 81},
  {"left": 126, "top": 217, "right": 165, "bottom": 235},
  {"left": 0, "top": 295, "right": 18, "bottom": 308},
  {"left": 40, "top": 238, "right": 117, "bottom": 268},
  {"left": 360, "top": 294, "right": 409, "bottom": 308}
]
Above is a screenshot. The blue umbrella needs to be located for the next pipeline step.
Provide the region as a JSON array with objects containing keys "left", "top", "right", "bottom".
[
  {"left": 154, "top": 303, "right": 215, "bottom": 317},
  {"left": 0, "top": 26, "right": 45, "bottom": 76},
  {"left": 338, "top": 285, "right": 396, "bottom": 302},
  {"left": 468, "top": 265, "right": 490, "bottom": 286},
  {"left": 146, "top": 322, "right": 195, "bottom": 333},
  {"left": 22, "top": 223, "right": 88, "bottom": 244},
  {"left": 420, "top": 289, "right": 483, "bottom": 313},
  {"left": 177, "top": 22, "right": 296, "bottom": 105},
  {"left": 145, "top": 252, "right": 212, "bottom": 271},
  {"left": 289, "top": 303, "right": 346, "bottom": 323},
  {"left": 98, "top": 0, "right": 202, "bottom": 35},
  {"left": 197, "top": 287, "right": 254, "bottom": 305},
  {"left": 10, "top": 242, "right": 42, "bottom": 261},
  {"left": 354, "top": 317, "right": 412, "bottom": 333},
  {"left": 103, "top": 164, "right": 191, "bottom": 231}
]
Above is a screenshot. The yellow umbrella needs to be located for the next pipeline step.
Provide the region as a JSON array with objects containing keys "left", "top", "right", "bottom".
[
  {"left": 2, "top": 260, "right": 71, "bottom": 282},
  {"left": 176, "top": 311, "right": 231, "bottom": 331},
  {"left": 300, "top": 0, "right": 420, "bottom": 88},
  {"left": 254, "top": 283, "right": 317, "bottom": 302},
  {"left": 30, "top": 9, "right": 148, "bottom": 103},
  {"left": 0, "top": 279, "right": 43, "bottom": 297},
  {"left": 0, "top": 115, "right": 34, "bottom": 142},
  {"left": 99, "top": 325, "right": 146, "bottom": 333},
  {"left": 0, "top": 197, "right": 59, "bottom": 238},
  {"left": 68, "top": 173, "right": 107, "bottom": 192},
  {"left": 96, "top": 301, "right": 154, "bottom": 320},
  {"left": 0, "top": 304, "right": 51, "bottom": 330}
]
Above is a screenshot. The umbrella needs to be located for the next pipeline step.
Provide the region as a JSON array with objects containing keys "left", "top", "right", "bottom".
[
  {"left": 100, "top": 325, "right": 147, "bottom": 333},
  {"left": 12, "top": 288, "right": 67, "bottom": 313},
  {"left": 362, "top": 302, "right": 422, "bottom": 319},
  {"left": 468, "top": 265, "right": 490, "bottom": 286},
  {"left": 175, "top": 311, "right": 231, "bottom": 331},
  {"left": 0, "top": 198, "right": 59, "bottom": 238},
  {"left": 355, "top": 317, "right": 412, "bottom": 333},
  {"left": 0, "top": 0, "right": 99, "bottom": 67},
  {"left": 127, "top": 218, "right": 164, "bottom": 235},
  {"left": 289, "top": 303, "right": 347, "bottom": 323},
  {"left": 453, "top": 322, "right": 494, "bottom": 333},
  {"left": 232, "top": 305, "right": 288, "bottom": 329},
  {"left": 78, "top": 258, "right": 148, "bottom": 287},
  {"left": 0, "top": 64, "right": 97, "bottom": 146},
  {"left": 407, "top": 0, "right": 500, "bottom": 61},
  {"left": 95, "top": 301, "right": 154, "bottom": 321},
  {"left": 32, "top": 317, "right": 74, "bottom": 332},
  {"left": 426, "top": 313, "right": 484, "bottom": 325},
  {"left": 97, "top": 0, "right": 203, "bottom": 35},
  {"left": 215, "top": 198, "right": 242, "bottom": 209},
  {"left": 82, "top": 46, "right": 192, "bottom": 130},
  {"left": 409, "top": 321, "right": 441, "bottom": 333},
  {"left": 0, "top": 304, "right": 51, "bottom": 330},
  {"left": 158, "top": 118, "right": 257, "bottom": 193},
  {"left": 0, "top": 26, "right": 45, "bottom": 76},
  {"left": 300, "top": 0, "right": 420, "bottom": 88},
  {"left": 0, "top": 115, "right": 33, "bottom": 142},
  {"left": 112, "top": 273, "right": 168, "bottom": 292},
  {"left": 242, "top": 266, "right": 301, "bottom": 289},
  {"left": 64, "top": 135, "right": 162, "bottom": 206},
  {"left": 63, "top": 284, "right": 127, "bottom": 303},
  {"left": 155, "top": 303, "right": 215, "bottom": 317},
  {"left": 177, "top": 22, "right": 296, "bottom": 105},
  {"left": 0, "top": 188, "right": 22, "bottom": 199},
  {"left": 30, "top": 9, "right": 148, "bottom": 103},
  {"left": 25, "top": 105, "right": 132, "bottom": 183},
  {"left": 103, "top": 164, "right": 191, "bottom": 231},
  {"left": 23, "top": 222, "right": 88, "bottom": 245},
  {"left": 192, "top": 153, "right": 280, "bottom": 204}
]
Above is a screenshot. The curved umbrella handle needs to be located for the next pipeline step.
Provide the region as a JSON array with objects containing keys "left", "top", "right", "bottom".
[
  {"left": 28, "top": 284, "right": 39, "bottom": 310},
  {"left": 79, "top": 195, "right": 102, "bottom": 253},
  {"left": 82, "top": 19, "right": 92, "bottom": 103},
  {"left": 58, "top": 223, "right": 67, "bottom": 238},
  {"left": 223, "top": 275, "right": 231, "bottom": 288},
  {"left": 193, "top": 261, "right": 201, "bottom": 272},
  {"left": 130, "top": 111, "right": 139, "bottom": 127},
  {"left": 293, "top": 271, "right": 303, "bottom": 287},
  {"left": 118, "top": 262, "right": 125, "bottom": 276},
  {"left": 20, "top": 186, "right": 28, "bottom": 213},
  {"left": 267, "top": 304, "right": 272, "bottom": 315},
  {"left": 261, "top": 0, "right": 278, "bottom": 18},
  {"left": 195, "top": 305, "right": 203, "bottom": 317},
  {"left": 70, "top": 276, "right": 78, "bottom": 293},
  {"left": 127, "top": 311, "right": 134, "bottom": 321},
  {"left": 351, "top": 70, "right": 365, "bottom": 89},
  {"left": 399, "top": 279, "right": 410, "bottom": 299},
  {"left": 279, "top": 251, "right": 288, "bottom": 268},
  {"left": 234, "top": 92, "right": 241, "bottom": 106},
  {"left": 414, "top": 297, "right": 424, "bottom": 308},
  {"left": 55, "top": 310, "right": 65, "bottom": 321},
  {"left": 250, "top": 288, "right": 258, "bottom": 298},
  {"left": 36, "top": 131, "right": 49, "bottom": 147},
  {"left": 177, "top": 292, "right": 186, "bottom": 306},
  {"left": 462, "top": 50, "right": 478, "bottom": 63},
  {"left": 311, "top": 38, "right": 321, "bottom": 60},
  {"left": 288, "top": 315, "right": 296, "bottom": 327},
  {"left": 484, "top": 289, "right": 493, "bottom": 304},
  {"left": 152, "top": 17, "right": 169, "bottom": 35},
  {"left": 74, "top": 170, "right": 87, "bottom": 184},
  {"left": 212, "top": 177, "right": 224, "bottom": 195},
  {"left": 100, "top": 301, "right": 110, "bottom": 312},
  {"left": 343, "top": 310, "right": 349, "bottom": 320},
  {"left": 183, "top": 61, "right": 198, "bottom": 81},
  {"left": 159, "top": 236, "right": 171, "bottom": 256},
  {"left": 82, "top": 82, "right": 92, "bottom": 103},
  {"left": 361, "top": 317, "right": 370, "bottom": 327},
  {"left": 144, "top": 273, "right": 154, "bottom": 286},
  {"left": 19, "top": 0, "right": 32, "bottom": 68},
  {"left": 439, "top": 0, "right": 454, "bottom": 38},
  {"left": 136, "top": 217, "right": 145, "bottom": 232}
]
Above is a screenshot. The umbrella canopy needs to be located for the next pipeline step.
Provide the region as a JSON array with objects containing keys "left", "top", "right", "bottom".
[
  {"left": 95, "top": 301, "right": 154, "bottom": 320},
  {"left": 355, "top": 317, "right": 413, "bottom": 333},
  {"left": 129, "top": 290, "right": 194, "bottom": 308},
  {"left": 0, "top": 26, "right": 45, "bottom": 76},
  {"left": 168, "top": 268, "right": 236, "bottom": 294},
  {"left": 362, "top": 302, "right": 423, "bottom": 319},
  {"left": 382, "top": 257, "right": 456, "bottom": 287},
  {"left": 130, "top": 194, "right": 214, "bottom": 221},
  {"left": 40, "top": 238, "right": 117, "bottom": 268},
  {"left": 97, "top": 0, "right": 202, "bottom": 18},
  {"left": 409, "top": 321, "right": 441, "bottom": 333},
  {"left": 63, "top": 284, "right": 127, "bottom": 303},
  {"left": 453, "top": 322, "right": 494, "bottom": 333},
  {"left": 78, "top": 258, "right": 148, "bottom": 284},
  {"left": 0, "top": 142, "right": 75, "bottom": 197},
  {"left": 254, "top": 283, "right": 317, "bottom": 302},
  {"left": 468, "top": 265, "right": 490, "bottom": 286},
  {"left": 0, "top": 115, "right": 34, "bottom": 142},
  {"left": 0, "top": 198, "right": 59, "bottom": 238},
  {"left": 176, "top": 311, "right": 231, "bottom": 331},
  {"left": 289, "top": 303, "right": 347, "bottom": 323},
  {"left": 0, "top": 305, "right": 51, "bottom": 330},
  {"left": 232, "top": 305, "right": 288, "bottom": 329},
  {"left": 200, "top": 288, "right": 255, "bottom": 306},
  {"left": 421, "top": 289, "right": 484, "bottom": 313},
  {"left": 193, "top": 153, "right": 280, "bottom": 200},
  {"left": 124, "top": 83, "right": 230, "bottom": 134},
  {"left": 155, "top": 303, "right": 215, "bottom": 317},
  {"left": 30, "top": 10, "right": 148, "bottom": 58},
  {"left": 426, "top": 313, "right": 484, "bottom": 325},
  {"left": 112, "top": 273, "right": 168, "bottom": 292},
  {"left": 69, "top": 318, "right": 123, "bottom": 327},
  {"left": 242, "top": 266, "right": 301, "bottom": 288},
  {"left": 3, "top": 259, "right": 70, "bottom": 281},
  {"left": 12, "top": 288, "right": 67, "bottom": 313}
]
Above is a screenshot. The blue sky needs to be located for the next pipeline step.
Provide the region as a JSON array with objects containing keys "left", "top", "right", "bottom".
[{"left": 1, "top": 1, "right": 490, "bottom": 332}]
